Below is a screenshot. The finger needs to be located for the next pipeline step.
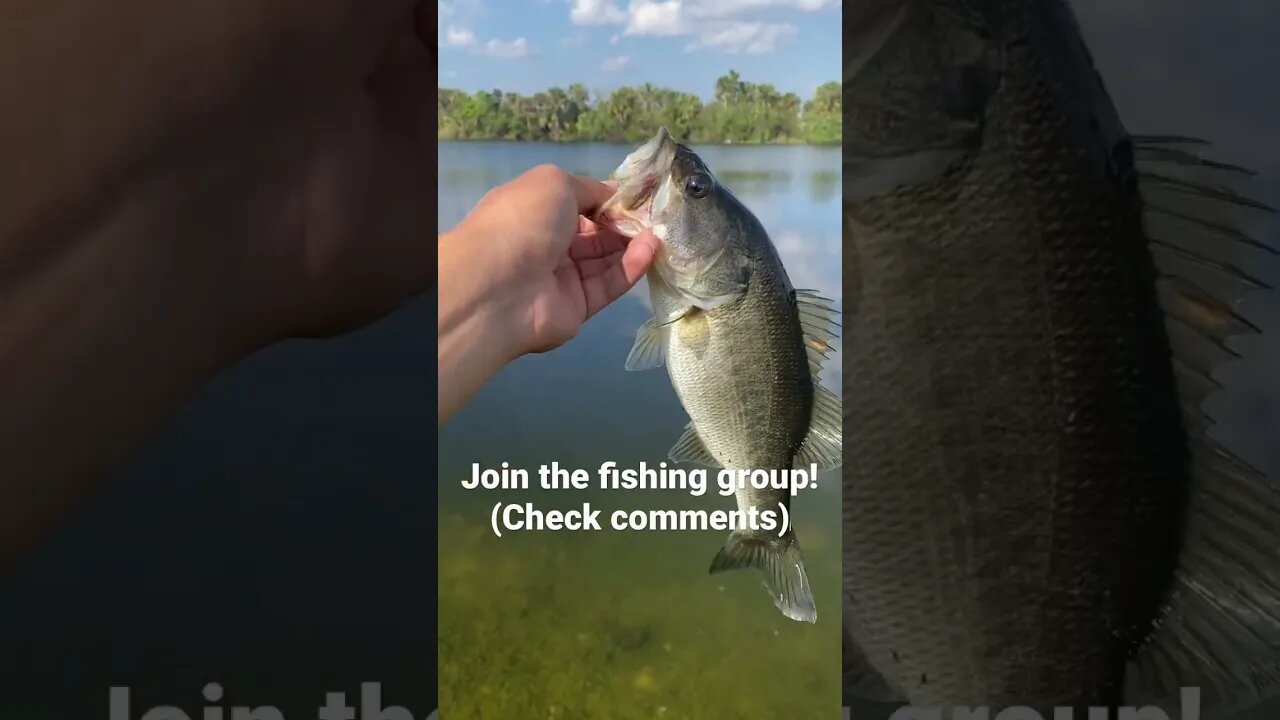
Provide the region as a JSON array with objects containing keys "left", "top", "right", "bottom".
[
  {"left": 568, "top": 173, "right": 618, "bottom": 215},
  {"left": 568, "top": 226, "right": 627, "bottom": 261},
  {"left": 579, "top": 231, "right": 659, "bottom": 319},
  {"left": 619, "top": 230, "right": 659, "bottom": 287},
  {"left": 579, "top": 252, "right": 629, "bottom": 320}
]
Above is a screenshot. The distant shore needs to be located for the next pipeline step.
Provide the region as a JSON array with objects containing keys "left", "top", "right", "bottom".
[{"left": 437, "top": 70, "right": 840, "bottom": 147}]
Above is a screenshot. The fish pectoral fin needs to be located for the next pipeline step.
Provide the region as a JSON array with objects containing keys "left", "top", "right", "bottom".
[
  {"left": 710, "top": 529, "right": 816, "bottom": 624},
  {"left": 654, "top": 305, "right": 697, "bottom": 327},
  {"left": 676, "top": 257, "right": 749, "bottom": 313},
  {"left": 1127, "top": 439, "right": 1280, "bottom": 713},
  {"left": 797, "top": 385, "right": 842, "bottom": 471},
  {"left": 624, "top": 319, "right": 667, "bottom": 372},
  {"left": 667, "top": 423, "right": 718, "bottom": 467}
]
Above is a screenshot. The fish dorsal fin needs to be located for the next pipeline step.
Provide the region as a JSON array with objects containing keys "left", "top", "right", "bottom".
[
  {"left": 1127, "top": 135, "right": 1280, "bottom": 713},
  {"left": 795, "top": 289, "right": 842, "bottom": 376},
  {"left": 798, "top": 385, "right": 842, "bottom": 471},
  {"left": 792, "top": 289, "right": 843, "bottom": 471},
  {"left": 624, "top": 318, "right": 667, "bottom": 372},
  {"left": 668, "top": 422, "right": 719, "bottom": 467}
]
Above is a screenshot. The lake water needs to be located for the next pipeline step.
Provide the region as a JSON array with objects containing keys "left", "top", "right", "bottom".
[{"left": 437, "top": 141, "right": 844, "bottom": 718}]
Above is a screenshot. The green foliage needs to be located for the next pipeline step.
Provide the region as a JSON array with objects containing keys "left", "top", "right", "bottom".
[{"left": 438, "top": 71, "right": 841, "bottom": 145}]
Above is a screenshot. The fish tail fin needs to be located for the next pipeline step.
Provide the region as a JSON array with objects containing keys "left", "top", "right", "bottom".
[{"left": 709, "top": 529, "right": 816, "bottom": 624}]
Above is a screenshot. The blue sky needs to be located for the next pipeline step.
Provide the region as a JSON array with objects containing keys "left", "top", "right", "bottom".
[{"left": 436, "top": 0, "right": 843, "bottom": 100}]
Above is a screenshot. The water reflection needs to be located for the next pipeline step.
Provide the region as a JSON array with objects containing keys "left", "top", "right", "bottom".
[{"left": 437, "top": 140, "right": 843, "bottom": 718}]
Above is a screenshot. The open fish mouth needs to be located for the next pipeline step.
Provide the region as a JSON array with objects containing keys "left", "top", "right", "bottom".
[
  {"left": 596, "top": 127, "right": 678, "bottom": 237},
  {"left": 601, "top": 177, "right": 657, "bottom": 234}
]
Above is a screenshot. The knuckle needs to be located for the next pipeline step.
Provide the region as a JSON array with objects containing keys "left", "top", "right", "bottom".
[{"left": 531, "top": 163, "right": 569, "bottom": 184}]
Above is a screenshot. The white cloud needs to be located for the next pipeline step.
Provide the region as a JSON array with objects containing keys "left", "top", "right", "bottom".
[
  {"left": 479, "top": 37, "right": 530, "bottom": 59},
  {"left": 688, "top": 0, "right": 837, "bottom": 17},
  {"left": 437, "top": 2, "right": 529, "bottom": 61},
  {"left": 442, "top": 25, "right": 476, "bottom": 47},
  {"left": 685, "top": 21, "right": 798, "bottom": 54},
  {"left": 570, "top": 0, "right": 627, "bottom": 25},
  {"left": 625, "top": 0, "right": 687, "bottom": 36},
  {"left": 440, "top": 23, "right": 529, "bottom": 59},
  {"left": 564, "top": 0, "right": 814, "bottom": 54},
  {"left": 601, "top": 55, "right": 632, "bottom": 71}
]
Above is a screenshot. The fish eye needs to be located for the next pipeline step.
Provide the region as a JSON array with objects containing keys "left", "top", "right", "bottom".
[{"left": 685, "top": 173, "right": 712, "bottom": 199}]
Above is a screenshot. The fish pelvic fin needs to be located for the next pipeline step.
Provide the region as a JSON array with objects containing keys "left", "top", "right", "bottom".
[
  {"left": 1127, "top": 135, "right": 1280, "bottom": 712},
  {"left": 624, "top": 318, "right": 667, "bottom": 372},
  {"left": 667, "top": 422, "right": 719, "bottom": 467},
  {"left": 709, "top": 529, "right": 816, "bottom": 624}
]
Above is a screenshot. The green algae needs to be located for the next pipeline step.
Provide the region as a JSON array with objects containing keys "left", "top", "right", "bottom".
[
  {"left": 438, "top": 480, "right": 841, "bottom": 719},
  {"left": 437, "top": 141, "right": 844, "bottom": 718}
]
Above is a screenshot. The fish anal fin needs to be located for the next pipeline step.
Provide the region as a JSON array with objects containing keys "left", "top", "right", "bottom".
[{"left": 668, "top": 422, "right": 719, "bottom": 467}]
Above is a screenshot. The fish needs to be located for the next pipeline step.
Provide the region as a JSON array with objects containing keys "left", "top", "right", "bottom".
[
  {"left": 840, "top": 0, "right": 1280, "bottom": 716},
  {"left": 597, "top": 128, "right": 843, "bottom": 624}
]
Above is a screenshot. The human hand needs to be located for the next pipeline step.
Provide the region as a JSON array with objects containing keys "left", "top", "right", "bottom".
[{"left": 445, "top": 164, "right": 659, "bottom": 356}]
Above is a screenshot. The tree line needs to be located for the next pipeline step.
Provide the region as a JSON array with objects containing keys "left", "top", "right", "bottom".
[{"left": 437, "top": 70, "right": 840, "bottom": 145}]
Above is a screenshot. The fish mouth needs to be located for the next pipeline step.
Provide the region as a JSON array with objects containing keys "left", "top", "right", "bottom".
[{"left": 596, "top": 127, "right": 679, "bottom": 237}]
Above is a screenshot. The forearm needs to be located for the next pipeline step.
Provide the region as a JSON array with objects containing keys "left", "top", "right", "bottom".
[{"left": 437, "top": 230, "right": 526, "bottom": 424}]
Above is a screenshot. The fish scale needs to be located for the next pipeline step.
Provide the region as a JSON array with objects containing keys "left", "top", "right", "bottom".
[
  {"left": 842, "top": 0, "right": 1280, "bottom": 715},
  {"left": 598, "top": 127, "right": 844, "bottom": 624}
]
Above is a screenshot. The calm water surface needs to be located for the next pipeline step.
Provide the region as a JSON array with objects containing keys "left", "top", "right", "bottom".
[{"left": 437, "top": 141, "right": 844, "bottom": 718}]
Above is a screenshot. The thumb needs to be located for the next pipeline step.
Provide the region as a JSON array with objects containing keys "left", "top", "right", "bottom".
[{"left": 620, "top": 230, "right": 660, "bottom": 287}]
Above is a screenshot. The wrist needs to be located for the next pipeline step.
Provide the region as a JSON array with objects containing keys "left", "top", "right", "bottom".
[
  {"left": 437, "top": 227, "right": 531, "bottom": 423},
  {"left": 437, "top": 227, "right": 530, "bottom": 363}
]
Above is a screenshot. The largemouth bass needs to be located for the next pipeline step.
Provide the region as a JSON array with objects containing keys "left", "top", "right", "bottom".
[
  {"left": 841, "top": 0, "right": 1279, "bottom": 715},
  {"left": 598, "top": 128, "right": 843, "bottom": 624}
]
